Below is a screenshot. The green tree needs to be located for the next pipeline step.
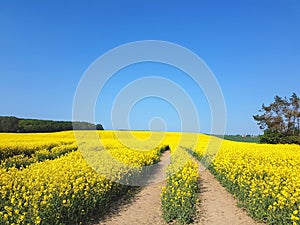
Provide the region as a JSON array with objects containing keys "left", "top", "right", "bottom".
[
  {"left": 253, "top": 93, "right": 300, "bottom": 144},
  {"left": 0, "top": 116, "right": 104, "bottom": 133},
  {"left": 96, "top": 124, "right": 104, "bottom": 130},
  {"left": 0, "top": 116, "right": 19, "bottom": 132}
]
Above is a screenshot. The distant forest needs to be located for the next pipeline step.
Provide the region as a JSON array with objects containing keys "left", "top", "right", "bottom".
[{"left": 0, "top": 116, "right": 104, "bottom": 133}]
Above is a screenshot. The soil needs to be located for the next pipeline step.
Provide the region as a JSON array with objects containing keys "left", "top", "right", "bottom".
[
  {"left": 95, "top": 153, "right": 265, "bottom": 225},
  {"left": 95, "top": 151, "right": 170, "bottom": 225},
  {"left": 194, "top": 165, "right": 264, "bottom": 225}
]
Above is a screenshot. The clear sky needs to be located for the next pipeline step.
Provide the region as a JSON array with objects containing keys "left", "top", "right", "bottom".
[{"left": 0, "top": 0, "right": 299, "bottom": 134}]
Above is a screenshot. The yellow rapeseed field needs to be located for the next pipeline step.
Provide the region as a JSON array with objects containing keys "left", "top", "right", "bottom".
[
  {"left": 193, "top": 134, "right": 300, "bottom": 225},
  {"left": 161, "top": 146, "right": 200, "bottom": 224},
  {"left": 1, "top": 131, "right": 300, "bottom": 224},
  {"left": 0, "top": 131, "right": 168, "bottom": 225}
]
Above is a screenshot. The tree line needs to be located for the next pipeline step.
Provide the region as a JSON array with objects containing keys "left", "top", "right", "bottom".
[
  {"left": 0, "top": 116, "right": 104, "bottom": 133},
  {"left": 253, "top": 93, "right": 300, "bottom": 144}
]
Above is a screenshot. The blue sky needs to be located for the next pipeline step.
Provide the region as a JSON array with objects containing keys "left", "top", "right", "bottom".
[{"left": 0, "top": 0, "right": 299, "bottom": 134}]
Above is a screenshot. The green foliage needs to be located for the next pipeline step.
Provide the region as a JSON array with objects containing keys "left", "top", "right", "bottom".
[
  {"left": 253, "top": 93, "right": 300, "bottom": 144},
  {"left": 0, "top": 116, "right": 104, "bottom": 133},
  {"left": 214, "top": 135, "right": 259, "bottom": 143},
  {"left": 96, "top": 124, "right": 104, "bottom": 130},
  {"left": 0, "top": 116, "right": 18, "bottom": 132},
  {"left": 259, "top": 130, "right": 300, "bottom": 144},
  {"left": 259, "top": 130, "right": 283, "bottom": 144}
]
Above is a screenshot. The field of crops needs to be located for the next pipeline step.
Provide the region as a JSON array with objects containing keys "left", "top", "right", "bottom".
[
  {"left": 0, "top": 131, "right": 168, "bottom": 224},
  {"left": 192, "top": 135, "right": 300, "bottom": 225},
  {"left": 161, "top": 147, "right": 199, "bottom": 224},
  {"left": 1, "top": 131, "right": 300, "bottom": 225}
]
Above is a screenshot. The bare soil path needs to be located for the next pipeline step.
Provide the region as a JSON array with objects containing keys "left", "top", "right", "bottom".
[
  {"left": 97, "top": 181, "right": 167, "bottom": 225},
  {"left": 194, "top": 165, "right": 265, "bottom": 225},
  {"left": 96, "top": 156, "right": 264, "bottom": 225},
  {"left": 96, "top": 152, "right": 170, "bottom": 225}
]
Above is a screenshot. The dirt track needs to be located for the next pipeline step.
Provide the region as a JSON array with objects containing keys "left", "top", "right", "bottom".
[
  {"left": 195, "top": 165, "right": 264, "bottom": 225},
  {"left": 96, "top": 155, "right": 264, "bottom": 225}
]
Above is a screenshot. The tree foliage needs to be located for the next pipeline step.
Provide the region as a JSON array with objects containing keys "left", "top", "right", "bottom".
[
  {"left": 0, "top": 116, "right": 19, "bottom": 132},
  {"left": 253, "top": 93, "right": 300, "bottom": 144},
  {"left": 0, "top": 117, "right": 104, "bottom": 133}
]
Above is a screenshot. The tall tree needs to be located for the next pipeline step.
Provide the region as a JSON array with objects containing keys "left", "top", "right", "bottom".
[
  {"left": 290, "top": 93, "right": 300, "bottom": 132},
  {"left": 253, "top": 93, "right": 300, "bottom": 144}
]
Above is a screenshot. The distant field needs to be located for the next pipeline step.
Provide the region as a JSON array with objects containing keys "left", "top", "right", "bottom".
[{"left": 214, "top": 135, "right": 260, "bottom": 143}]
